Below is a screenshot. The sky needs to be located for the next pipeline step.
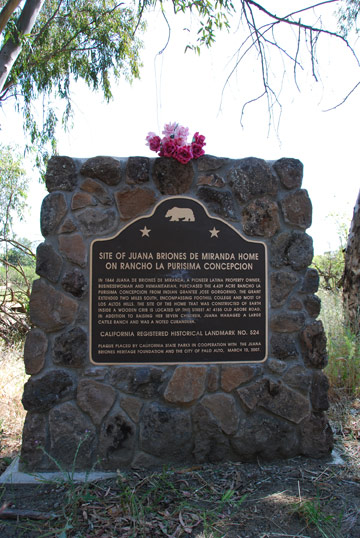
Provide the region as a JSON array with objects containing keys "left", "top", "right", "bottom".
[{"left": 2, "top": 1, "right": 360, "bottom": 254}]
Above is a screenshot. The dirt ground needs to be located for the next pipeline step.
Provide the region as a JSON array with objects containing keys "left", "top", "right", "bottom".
[{"left": 0, "top": 399, "right": 359, "bottom": 538}]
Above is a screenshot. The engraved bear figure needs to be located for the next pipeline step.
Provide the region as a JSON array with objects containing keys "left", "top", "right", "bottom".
[{"left": 165, "top": 207, "right": 195, "bottom": 222}]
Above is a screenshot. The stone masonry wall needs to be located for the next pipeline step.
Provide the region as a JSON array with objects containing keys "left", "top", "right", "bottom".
[{"left": 20, "top": 154, "right": 333, "bottom": 471}]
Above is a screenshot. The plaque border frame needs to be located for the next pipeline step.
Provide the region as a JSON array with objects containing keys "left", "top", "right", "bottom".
[{"left": 89, "top": 196, "right": 269, "bottom": 366}]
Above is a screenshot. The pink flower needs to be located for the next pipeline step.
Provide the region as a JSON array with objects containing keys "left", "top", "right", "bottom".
[
  {"left": 175, "top": 145, "right": 193, "bottom": 164},
  {"left": 162, "top": 122, "right": 178, "bottom": 138},
  {"left": 162, "top": 138, "right": 177, "bottom": 158},
  {"left": 191, "top": 142, "right": 205, "bottom": 159}
]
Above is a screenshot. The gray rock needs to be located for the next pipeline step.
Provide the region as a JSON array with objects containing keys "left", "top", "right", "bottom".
[
  {"left": 40, "top": 193, "right": 67, "bottom": 236},
  {"left": 231, "top": 413, "right": 299, "bottom": 461},
  {"left": 304, "top": 294, "right": 321, "bottom": 318},
  {"left": 270, "top": 334, "right": 299, "bottom": 361},
  {"left": 273, "top": 158, "right": 303, "bottom": 189},
  {"left": 36, "top": 242, "right": 63, "bottom": 282},
  {"left": 49, "top": 402, "right": 96, "bottom": 469},
  {"left": 76, "top": 207, "right": 118, "bottom": 237},
  {"left": 126, "top": 156, "right": 150, "bottom": 184},
  {"left": 271, "top": 231, "right": 313, "bottom": 270},
  {"left": 80, "top": 156, "right": 123, "bottom": 186},
  {"left": 227, "top": 157, "right": 278, "bottom": 203},
  {"left": 77, "top": 379, "right": 116, "bottom": 425},
  {"left": 301, "top": 268, "right": 320, "bottom": 293},
  {"left": 300, "top": 413, "right": 333, "bottom": 458},
  {"left": 22, "top": 369, "right": 76, "bottom": 412},
  {"left": 201, "top": 393, "right": 240, "bottom": 434},
  {"left": 140, "top": 402, "right": 192, "bottom": 461},
  {"left": 61, "top": 268, "right": 87, "bottom": 297},
  {"left": 311, "top": 371, "right": 330, "bottom": 411},
  {"left": 270, "top": 270, "right": 299, "bottom": 308},
  {"left": 192, "top": 403, "right": 231, "bottom": 463},
  {"left": 80, "top": 178, "right": 112, "bottom": 205},
  {"left": 53, "top": 327, "right": 87, "bottom": 368},
  {"left": 98, "top": 407, "right": 135, "bottom": 468},
  {"left": 197, "top": 186, "right": 237, "bottom": 220},
  {"left": 197, "top": 155, "right": 228, "bottom": 172},
  {"left": 20, "top": 412, "right": 48, "bottom": 471},
  {"left": 45, "top": 156, "right": 77, "bottom": 192},
  {"left": 283, "top": 365, "right": 312, "bottom": 393}
]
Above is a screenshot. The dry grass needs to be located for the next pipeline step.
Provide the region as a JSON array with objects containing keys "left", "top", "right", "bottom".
[{"left": 0, "top": 341, "right": 28, "bottom": 470}]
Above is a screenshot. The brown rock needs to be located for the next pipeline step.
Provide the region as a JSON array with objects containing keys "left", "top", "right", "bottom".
[
  {"left": 71, "top": 191, "right": 96, "bottom": 210},
  {"left": 120, "top": 396, "right": 143, "bottom": 423},
  {"left": 76, "top": 207, "right": 118, "bottom": 237},
  {"left": 207, "top": 365, "right": 219, "bottom": 392},
  {"left": 49, "top": 402, "right": 96, "bottom": 470},
  {"left": 300, "top": 320, "right": 328, "bottom": 369},
  {"left": 153, "top": 158, "right": 194, "bottom": 194},
  {"left": 164, "top": 366, "right": 207, "bottom": 403},
  {"left": 36, "top": 242, "right": 63, "bottom": 283},
  {"left": 115, "top": 187, "right": 156, "bottom": 220},
  {"left": 126, "top": 157, "right": 150, "bottom": 184},
  {"left": 310, "top": 371, "right": 330, "bottom": 411},
  {"left": 288, "top": 297, "right": 303, "bottom": 310},
  {"left": 300, "top": 413, "right": 333, "bottom": 458},
  {"left": 80, "top": 156, "right": 122, "bottom": 186},
  {"left": 80, "top": 178, "right": 112, "bottom": 205},
  {"left": 273, "top": 158, "right": 303, "bottom": 189},
  {"left": 59, "top": 233, "right": 87, "bottom": 267},
  {"left": 237, "top": 378, "right": 309, "bottom": 424},
  {"left": 22, "top": 369, "right": 76, "bottom": 412},
  {"left": 77, "top": 379, "right": 116, "bottom": 425},
  {"left": 197, "top": 186, "right": 237, "bottom": 220},
  {"left": 202, "top": 394, "right": 239, "bottom": 434},
  {"left": 304, "top": 294, "right": 321, "bottom": 318},
  {"left": 24, "top": 328, "right": 48, "bottom": 375},
  {"left": 30, "top": 279, "right": 78, "bottom": 332},
  {"left": 270, "top": 312, "right": 306, "bottom": 332},
  {"left": 20, "top": 413, "right": 48, "bottom": 471},
  {"left": 40, "top": 193, "right": 67, "bottom": 236},
  {"left": 197, "top": 173, "right": 225, "bottom": 188},
  {"left": 227, "top": 158, "right": 278, "bottom": 203},
  {"left": 270, "top": 270, "right": 299, "bottom": 308},
  {"left": 221, "top": 365, "right": 257, "bottom": 392},
  {"left": 242, "top": 197, "right": 280, "bottom": 237},
  {"left": 197, "top": 155, "right": 228, "bottom": 172},
  {"left": 59, "top": 218, "right": 77, "bottom": 234},
  {"left": 280, "top": 189, "right": 312, "bottom": 230},
  {"left": 45, "top": 156, "right": 77, "bottom": 192}
]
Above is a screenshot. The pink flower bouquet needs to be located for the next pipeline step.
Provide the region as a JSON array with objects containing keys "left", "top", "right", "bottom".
[{"left": 146, "top": 122, "right": 206, "bottom": 164}]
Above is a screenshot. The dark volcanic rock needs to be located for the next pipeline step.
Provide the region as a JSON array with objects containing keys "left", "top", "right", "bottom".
[
  {"left": 45, "top": 156, "right": 77, "bottom": 192},
  {"left": 80, "top": 156, "right": 122, "bottom": 186},
  {"left": 53, "top": 327, "right": 87, "bottom": 368},
  {"left": 22, "top": 369, "right": 76, "bottom": 412}
]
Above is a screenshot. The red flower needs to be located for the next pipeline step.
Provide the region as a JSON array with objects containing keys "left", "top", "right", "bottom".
[
  {"left": 162, "top": 139, "right": 177, "bottom": 158},
  {"left": 191, "top": 142, "right": 205, "bottom": 159},
  {"left": 175, "top": 145, "right": 193, "bottom": 164},
  {"left": 149, "top": 136, "right": 161, "bottom": 152},
  {"left": 192, "top": 132, "right": 206, "bottom": 146}
]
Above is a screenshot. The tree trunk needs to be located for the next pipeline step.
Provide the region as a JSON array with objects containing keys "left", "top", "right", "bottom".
[
  {"left": 343, "top": 189, "right": 360, "bottom": 334},
  {"left": 0, "top": 0, "right": 45, "bottom": 95}
]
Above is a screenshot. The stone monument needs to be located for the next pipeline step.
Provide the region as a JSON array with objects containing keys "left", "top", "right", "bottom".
[{"left": 20, "top": 154, "right": 333, "bottom": 471}]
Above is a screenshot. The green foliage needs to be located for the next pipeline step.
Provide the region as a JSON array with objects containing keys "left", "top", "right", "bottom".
[
  {"left": 338, "top": 0, "right": 360, "bottom": 35},
  {"left": 312, "top": 249, "right": 345, "bottom": 292},
  {"left": 0, "top": 145, "right": 28, "bottom": 235},
  {"left": 319, "top": 289, "right": 360, "bottom": 397},
  {"left": 291, "top": 492, "right": 343, "bottom": 538}
]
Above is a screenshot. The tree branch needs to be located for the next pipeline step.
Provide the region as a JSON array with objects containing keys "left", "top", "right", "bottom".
[{"left": 0, "top": 0, "right": 22, "bottom": 34}]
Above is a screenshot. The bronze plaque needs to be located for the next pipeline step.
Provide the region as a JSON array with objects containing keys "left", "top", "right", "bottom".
[{"left": 90, "top": 197, "right": 268, "bottom": 364}]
